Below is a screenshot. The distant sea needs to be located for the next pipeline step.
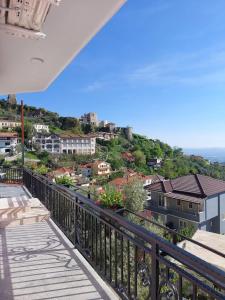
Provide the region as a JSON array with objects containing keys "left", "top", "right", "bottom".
[{"left": 184, "top": 148, "right": 225, "bottom": 163}]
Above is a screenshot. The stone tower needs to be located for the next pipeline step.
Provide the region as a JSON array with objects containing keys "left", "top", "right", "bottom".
[
  {"left": 124, "top": 126, "right": 133, "bottom": 141},
  {"left": 7, "top": 94, "right": 17, "bottom": 105}
]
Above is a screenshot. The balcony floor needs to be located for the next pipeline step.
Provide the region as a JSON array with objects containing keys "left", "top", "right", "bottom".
[{"left": 0, "top": 220, "right": 119, "bottom": 300}]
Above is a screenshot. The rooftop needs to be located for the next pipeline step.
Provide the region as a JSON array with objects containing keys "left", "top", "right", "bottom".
[
  {"left": 0, "top": 132, "right": 18, "bottom": 138},
  {"left": 179, "top": 230, "right": 225, "bottom": 271},
  {"left": 148, "top": 174, "right": 225, "bottom": 200}
]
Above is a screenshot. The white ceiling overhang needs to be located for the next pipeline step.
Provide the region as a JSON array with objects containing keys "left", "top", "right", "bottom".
[{"left": 0, "top": 0, "right": 125, "bottom": 94}]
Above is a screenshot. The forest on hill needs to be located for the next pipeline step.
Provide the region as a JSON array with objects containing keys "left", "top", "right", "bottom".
[{"left": 1, "top": 97, "right": 225, "bottom": 180}]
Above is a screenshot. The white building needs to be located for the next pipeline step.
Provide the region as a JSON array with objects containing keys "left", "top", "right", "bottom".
[
  {"left": 0, "top": 132, "right": 18, "bottom": 155},
  {"left": 92, "top": 161, "right": 111, "bottom": 176},
  {"left": 33, "top": 134, "right": 96, "bottom": 155},
  {"left": 0, "top": 120, "right": 21, "bottom": 130},
  {"left": 33, "top": 134, "right": 60, "bottom": 154},
  {"left": 79, "top": 161, "right": 111, "bottom": 177},
  {"left": 60, "top": 134, "right": 96, "bottom": 155},
  {"left": 33, "top": 124, "right": 49, "bottom": 133}
]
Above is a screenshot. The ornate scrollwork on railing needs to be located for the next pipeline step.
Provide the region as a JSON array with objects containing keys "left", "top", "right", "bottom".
[
  {"left": 158, "top": 268, "right": 178, "bottom": 300},
  {"left": 138, "top": 262, "right": 152, "bottom": 299}
]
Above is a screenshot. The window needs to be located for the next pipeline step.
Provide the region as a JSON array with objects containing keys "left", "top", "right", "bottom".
[
  {"left": 159, "top": 194, "right": 165, "bottom": 207},
  {"left": 189, "top": 202, "right": 193, "bottom": 209},
  {"left": 177, "top": 200, "right": 181, "bottom": 206},
  {"left": 5, "top": 142, "right": 10, "bottom": 146},
  {"left": 179, "top": 220, "right": 187, "bottom": 228}
]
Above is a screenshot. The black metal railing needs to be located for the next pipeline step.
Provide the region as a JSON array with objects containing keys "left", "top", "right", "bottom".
[
  {"left": 0, "top": 167, "right": 23, "bottom": 184},
  {"left": 22, "top": 168, "right": 225, "bottom": 300}
]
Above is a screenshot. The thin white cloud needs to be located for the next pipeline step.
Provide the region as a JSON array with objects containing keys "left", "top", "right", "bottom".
[
  {"left": 127, "top": 48, "right": 225, "bottom": 86},
  {"left": 82, "top": 46, "right": 225, "bottom": 92},
  {"left": 83, "top": 81, "right": 106, "bottom": 92}
]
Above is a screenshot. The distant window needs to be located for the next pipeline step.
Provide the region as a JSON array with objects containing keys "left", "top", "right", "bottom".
[
  {"left": 189, "top": 203, "right": 193, "bottom": 209},
  {"left": 177, "top": 200, "right": 181, "bottom": 206},
  {"left": 179, "top": 220, "right": 187, "bottom": 228},
  {"left": 159, "top": 194, "right": 165, "bottom": 207},
  {"left": 5, "top": 142, "right": 10, "bottom": 146}
]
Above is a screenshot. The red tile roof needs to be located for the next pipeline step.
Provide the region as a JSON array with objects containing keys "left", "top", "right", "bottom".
[{"left": 0, "top": 132, "right": 18, "bottom": 138}]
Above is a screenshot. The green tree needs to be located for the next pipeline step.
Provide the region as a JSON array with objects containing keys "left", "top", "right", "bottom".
[
  {"left": 123, "top": 180, "right": 147, "bottom": 212},
  {"left": 133, "top": 150, "right": 146, "bottom": 167}
]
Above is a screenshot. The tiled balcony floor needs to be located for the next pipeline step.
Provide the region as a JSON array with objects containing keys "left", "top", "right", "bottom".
[{"left": 0, "top": 220, "right": 119, "bottom": 300}]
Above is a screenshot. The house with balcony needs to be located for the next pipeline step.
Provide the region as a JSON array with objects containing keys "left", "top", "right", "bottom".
[
  {"left": 146, "top": 174, "right": 225, "bottom": 234},
  {"left": 60, "top": 133, "right": 96, "bottom": 155},
  {"left": 92, "top": 160, "right": 111, "bottom": 176},
  {"left": 33, "top": 133, "right": 96, "bottom": 155},
  {"left": 33, "top": 124, "right": 49, "bottom": 133},
  {"left": 0, "top": 119, "right": 21, "bottom": 131},
  {"left": 32, "top": 133, "right": 61, "bottom": 153},
  {"left": 0, "top": 132, "right": 18, "bottom": 155},
  {"left": 79, "top": 161, "right": 111, "bottom": 177}
]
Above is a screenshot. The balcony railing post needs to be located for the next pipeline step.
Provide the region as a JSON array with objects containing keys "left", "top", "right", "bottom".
[{"left": 151, "top": 242, "right": 159, "bottom": 300}]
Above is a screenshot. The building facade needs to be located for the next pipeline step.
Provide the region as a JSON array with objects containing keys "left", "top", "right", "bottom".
[
  {"left": 80, "top": 112, "right": 99, "bottom": 126},
  {"left": 33, "top": 133, "right": 96, "bottom": 155},
  {"left": 92, "top": 161, "right": 111, "bottom": 176},
  {"left": 146, "top": 174, "right": 225, "bottom": 234},
  {"left": 60, "top": 134, "right": 96, "bottom": 155},
  {"left": 33, "top": 124, "right": 49, "bottom": 133},
  {"left": 33, "top": 133, "right": 61, "bottom": 154},
  {"left": 0, "top": 132, "right": 18, "bottom": 155},
  {"left": 0, "top": 119, "right": 21, "bottom": 130}
]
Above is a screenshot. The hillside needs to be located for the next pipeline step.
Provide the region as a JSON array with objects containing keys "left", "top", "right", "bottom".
[{"left": 1, "top": 97, "right": 225, "bottom": 180}]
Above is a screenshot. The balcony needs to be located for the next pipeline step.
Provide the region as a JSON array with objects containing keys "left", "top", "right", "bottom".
[
  {"left": 147, "top": 202, "right": 200, "bottom": 222},
  {"left": 0, "top": 168, "right": 225, "bottom": 299}
]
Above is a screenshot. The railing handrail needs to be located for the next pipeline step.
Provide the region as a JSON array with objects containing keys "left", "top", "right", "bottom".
[
  {"left": 29, "top": 168, "right": 225, "bottom": 261},
  {"left": 23, "top": 167, "right": 225, "bottom": 290},
  {"left": 125, "top": 208, "right": 225, "bottom": 260}
]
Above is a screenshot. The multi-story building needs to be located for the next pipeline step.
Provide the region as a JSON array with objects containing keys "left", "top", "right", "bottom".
[
  {"left": 80, "top": 112, "right": 99, "bottom": 126},
  {"left": 146, "top": 174, "right": 225, "bottom": 234},
  {"left": 33, "top": 124, "right": 49, "bottom": 133},
  {"left": 0, "top": 119, "right": 21, "bottom": 130},
  {"left": 60, "top": 134, "right": 96, "bottom": 155},
  {"left": 33, "top": 133, "right": 96, "bottom": 155},
  {"left": 0, "top": 132, "right": 18, "bottom": 155},
  {"left": 96, "top": 132, "right": 117, "bottom": 141},
  {"left": 79, "top": 161, "right": 111, "bottom": 177},
  {"left": 32, "top": 133, "right": 60, "bottom": 154},
  {"left": 92, "top": 161, "right": 111, "bottom": 176}
]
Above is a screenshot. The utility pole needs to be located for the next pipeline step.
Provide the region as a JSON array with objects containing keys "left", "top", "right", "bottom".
[{"left": 21, "top": 100, "right": 25, "bottom": 166}]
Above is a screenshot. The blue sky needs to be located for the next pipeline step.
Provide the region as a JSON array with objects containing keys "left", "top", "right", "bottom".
[{"left": 2, "top": 0, "right": 225, "bottom": 148}]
